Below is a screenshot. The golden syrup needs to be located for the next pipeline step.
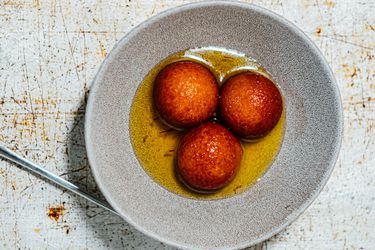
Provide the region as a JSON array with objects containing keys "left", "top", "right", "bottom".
[{"left": 130, "top": 47, "right": 285, "bottom": 199}]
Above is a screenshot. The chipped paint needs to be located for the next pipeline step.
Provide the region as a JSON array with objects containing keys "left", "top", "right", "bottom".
[{"left": 0, "top": 0, "right": 374, "bottom": 249}]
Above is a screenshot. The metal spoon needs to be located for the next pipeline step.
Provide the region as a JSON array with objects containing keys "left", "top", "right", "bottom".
[{"left": 0, "top": 144, "right": 119, "bottom": 216}]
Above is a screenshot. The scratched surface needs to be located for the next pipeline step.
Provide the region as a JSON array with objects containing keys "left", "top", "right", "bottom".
[{"left": 0, "top": 0, "right": 374, "bottom": 249}]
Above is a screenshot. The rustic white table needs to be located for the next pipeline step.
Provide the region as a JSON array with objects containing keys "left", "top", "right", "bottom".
[{"left": 0, "top": 0, "right": 374, "bottom": 249}]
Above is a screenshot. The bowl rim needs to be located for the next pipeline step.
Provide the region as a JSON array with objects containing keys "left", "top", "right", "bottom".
[{"left": 85, "top": 1, "right": 343, "bottom": 249}]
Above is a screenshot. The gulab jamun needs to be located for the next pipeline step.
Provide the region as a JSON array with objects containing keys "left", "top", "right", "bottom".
[
  {"left": 153, "top": 61, "right": 219, "bottom": 129},
  {"left": 176, "top": 122, "right": 243, "bottom": 191},
  {"left": 219, "top": 72, "right": 283, "bottom": 139}
]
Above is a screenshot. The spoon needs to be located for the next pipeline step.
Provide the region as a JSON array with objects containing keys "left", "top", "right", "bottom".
[{"left": 0, "top": 144, "right": 119, "bottom": 216}]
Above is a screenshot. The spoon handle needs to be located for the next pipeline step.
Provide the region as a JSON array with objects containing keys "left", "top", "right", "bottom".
[{"left": 0, "top": 144, "right": 119, "bottom": 216}]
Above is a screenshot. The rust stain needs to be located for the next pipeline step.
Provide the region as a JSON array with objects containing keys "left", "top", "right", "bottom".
[
  {"left": 2, "top": 110, "right": 86, "bottom": 116},
  {"left": 8, "top": 97, "right": 58, "bottom": 114},
  {"left": 324, "top": 0, "right": 336, "bottom": 8},
  {"left": 367, "top": 51, "right": 374, "bottom": 61},
  {"left": 47, "top": 205, "right": 65, "bottom": 222},
  {"left": 7, "top": 97, "right": 68, "bottom": 106},
  {"left": 347, "top": 100, "right": 375, "bottom": 105},
  {"left": 12, "top": 113, "right": 17, "bottom": 128},
  {"left": 2, "top": 1, "right": 26, "bottom": 8},
  {"left": 63, "top": 225, "right": 71, "bottom": 235},
  {"left": 342, "top": 64, "right": 350, "bottom": 72},
  {"left": 342, "top": 64, "right": 358, "bottom": 80},
  {"left": 1, "top": 97, "right": 76, "bottom": 141},
  {"left": 366, "top": 24, "right": 375, "bottom": 32},
  {"left": 315, "top": 27, "right": 322, "bottom": 36},
  {"left": 351, "top": 67, "right": 358, "bottom": 78},
  {"left": 41, "top": 130, "right": 49, "bottom": 141},
  {"left": 99, "top": 41, "right": 107, "bottom": 58},
  {"left": 300, "top": 0, "right": 313, "bottom": 10},
  {"left": 17, "top": 113, "right": 35, "bottom": 127},
  {"left": 76, "top": 62, "right": 85, "bottom": 71},
  {"left": 34, "top": 99, "right": 57, "bottom": 106},
  {"left": 11, "top": 113, "right": 37, "bottom": 139}
]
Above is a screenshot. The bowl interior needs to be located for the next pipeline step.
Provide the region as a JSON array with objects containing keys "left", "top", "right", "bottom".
[{"left": 85, "top": 2, "right": 342, "bottom": 249}]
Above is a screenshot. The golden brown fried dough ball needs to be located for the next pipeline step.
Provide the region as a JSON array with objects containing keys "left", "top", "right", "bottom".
[
  {"left": 177, "top": 122, "right": 243, "bottom": 191},
  {"left": 219, "top": 72, "right": 282, "bottom": 139},
  {"left": 153, "top": 61, "right": 219, "bottom": 129}
]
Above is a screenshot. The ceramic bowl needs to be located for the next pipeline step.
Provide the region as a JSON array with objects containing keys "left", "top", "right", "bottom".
[{"left": 85, "top": 1, "right": 343, "bottom": 249}]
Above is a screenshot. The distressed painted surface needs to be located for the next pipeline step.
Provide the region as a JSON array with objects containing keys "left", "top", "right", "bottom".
[{"left": 0, "top": 0, "right": 373, "bottom": 249}]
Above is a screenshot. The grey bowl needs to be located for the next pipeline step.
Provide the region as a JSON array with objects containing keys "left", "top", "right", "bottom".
[{"left": 85, "top": 1, "right": 343, "bottom": 249}]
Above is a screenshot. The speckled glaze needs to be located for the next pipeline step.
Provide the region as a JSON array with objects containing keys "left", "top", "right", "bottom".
[{"left": 85, "top": 1, "right": 343, "bottom": 249}]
